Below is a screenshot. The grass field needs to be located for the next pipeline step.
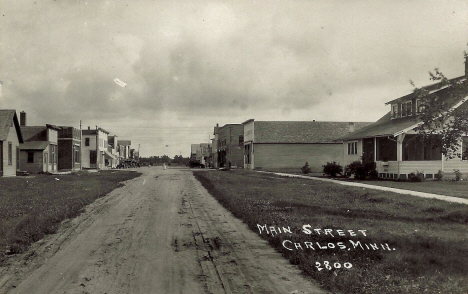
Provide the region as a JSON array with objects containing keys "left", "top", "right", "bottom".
[
  {"left": 193, "top": 170, "right": 468, "bottom": 294},
  {"left": 264, "top": 168, "right": 468, "bottom": 199},
  {"left": 0, "top": 170, "right": 141, "bottom": 266}
]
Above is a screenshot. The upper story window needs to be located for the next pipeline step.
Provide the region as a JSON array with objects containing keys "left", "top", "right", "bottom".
[
  {"left": 239, "top": 135, "right": 244, "bottom": 145},
  {"left": 416, "top": 99, "right": 425, "bottom": 114},
  {"left": 401, "top": 101, "right": 412, "bottom": 117},
  {"left": 85, "top": 137, "right": 90, "bottom": 146},
  {"left": 391, "top": 104, "right": 398, "bottom": 118}
]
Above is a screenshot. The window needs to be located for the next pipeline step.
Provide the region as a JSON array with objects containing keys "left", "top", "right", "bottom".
[
  {"left": 347, "top": 141, "right": 358, "bottom": 155},
  {"left": 401, "top": 101, "right": 412, "bottom": 117},
  {"left": 391, "top": 104, "right": 398, "bottom": 118},
  {"left": 239, "top": 135, "right": 244, "bottom": 145},
  {"left": 416, "top": 99, "right": 425, "bottom": 113},
  {"left": 28, "top": 152, "right": 34, "bottom": 163},
  {"left": 85, "top": 138, "right": 90, "bottom": 146},
  {"left": 406, "top": 101, "right": 412, "bottom": 116},
  {"left": 8, "top": 142, "right": 12, "bottom": 165}
]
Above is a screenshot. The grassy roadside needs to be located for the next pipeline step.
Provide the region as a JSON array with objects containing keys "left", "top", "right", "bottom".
[
  {"left": 264, "top": 168, "right": 468, "bottom": 199},
  {"left": 0, "top": 170, "right": 141, "bottom": 265},
  {"left": 193, "top": 170, "right": 468, "bottom": 294}
]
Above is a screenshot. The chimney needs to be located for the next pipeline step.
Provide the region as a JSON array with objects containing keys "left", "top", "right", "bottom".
[
  {"left": 348, "top": 122, "right": 355, "bottom": 133},
  {"left": 20, "top": 111, "right": 26, "bottom": 126}
]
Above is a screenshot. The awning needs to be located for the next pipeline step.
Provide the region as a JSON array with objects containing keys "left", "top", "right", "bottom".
[{"left": 104, "top": 150, "right": 117, "bottom": 160}]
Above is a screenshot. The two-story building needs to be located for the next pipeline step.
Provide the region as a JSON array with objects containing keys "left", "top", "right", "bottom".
[
  {"left": 58, "top": 126, "right": 81, "bottom": 171},
  {"left": 0, "top": 110, "right": 23, "bottom": 176},
  {"left": 341, "top": 66, "right": 468, "bottom": 179},
  {"left": 81, "top": 126, "right": 114, "bottom": 169},
  {"left": 216, "top": 124, "right": 244, "bottom": 168},
  {"left": 19, "top": 112, "right": 60, "bottom": 173}
]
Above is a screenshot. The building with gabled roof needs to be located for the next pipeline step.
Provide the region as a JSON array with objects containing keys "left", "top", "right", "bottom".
[
  {"left": 19, "top": 112, "right": 61, "bottom": 173},
  {"left": 242, "top": 119, "right": 372, "bottom": 172},
  {"left": 0, "top": 110, "right": 23, "bottom": 176},
  {"left": 341, "top": 64, "right": 468, "bottom": 179}
]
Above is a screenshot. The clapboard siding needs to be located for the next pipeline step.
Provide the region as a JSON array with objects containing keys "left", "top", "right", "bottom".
[{"left": 253, "top": 143, "right": 343, "bottom": 172}]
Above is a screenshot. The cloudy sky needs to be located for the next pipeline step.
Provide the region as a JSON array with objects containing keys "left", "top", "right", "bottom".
[{"left": 1, "top": 0, "right": 467, "bottom": 157}]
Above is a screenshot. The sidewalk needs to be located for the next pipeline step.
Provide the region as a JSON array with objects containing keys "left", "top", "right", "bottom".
[{"left": 257, "top": 171, "right": 468, "bottom": 205}]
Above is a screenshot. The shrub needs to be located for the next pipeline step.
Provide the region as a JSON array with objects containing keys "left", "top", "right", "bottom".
[
  {"left": 454, "top": 169, "right": 462, "bottom": 181},
  {"left": 301, "top": 162, "right": 311, "bottom": 174},
  {"left": 322, "top": 161, "right": 343, "bottom": 177},
  {"left": 436, "top": 170, "right": 444, "bottom": 181},
  {"left": 408, "top": 171, "right": 424, "bottom": 182},
  {"left": 344, "top": 161, "right": 377, "bottom": 180}
]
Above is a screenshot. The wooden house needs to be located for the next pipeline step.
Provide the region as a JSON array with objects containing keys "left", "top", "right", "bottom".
[{"left": 0, "top": 110, "right": 23, "bottom": 176}]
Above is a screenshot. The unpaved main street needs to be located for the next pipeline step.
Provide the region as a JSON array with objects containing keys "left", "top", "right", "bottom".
[{"left": 0, "top": 168, "right": 325, "bottom": 294}]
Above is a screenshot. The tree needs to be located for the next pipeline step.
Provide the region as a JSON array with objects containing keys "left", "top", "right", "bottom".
[{"left": 411, "top": 52, "right": 468, "bottom": 159}]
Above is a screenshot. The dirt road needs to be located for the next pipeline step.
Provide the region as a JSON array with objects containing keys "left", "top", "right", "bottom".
[{"left": 0, "top": 168, "right": 326, "bottom": 294}]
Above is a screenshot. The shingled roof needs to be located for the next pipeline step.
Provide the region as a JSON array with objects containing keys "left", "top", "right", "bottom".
[
  {"left": 342, "top": 75, "right": 468, "bottom": 141},
  {"left": 0, "top": 110, "right": 23, "bottom": 142},
  {"left": 341, "top": 113, "right": 420, "bottom": 140},
  {"left": 20, "top": 141, "right": 49, "bottom": 150},
  {"left": 252, "top": 121, "right": 373, "bottom": 144}
]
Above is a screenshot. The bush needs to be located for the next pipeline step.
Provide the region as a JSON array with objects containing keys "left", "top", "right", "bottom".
[
  {"left": 301, "top": 162, "right": 311, "bottom": 174},
  {"left": 322, "top": 161, "right": 343, "bottom": 177},
  {"left": 454, "top": 169, "right": 462, "bottom": 181},
  {"left": 436, "top": 170, "right": 444, "bottom": 181},
  {"left": 408, "top": 171, "right": 425, "bottom": 182},
  {"left": 344, "top": 161, "right": 377, "bottom": 180}
]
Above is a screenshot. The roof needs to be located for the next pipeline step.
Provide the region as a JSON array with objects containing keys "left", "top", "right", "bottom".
[
  {"left": 342, "top": 75, "right": 468, "bottom": 140},
  {"left": 118, "top": 140, "right": 131, "bottom": 146},
  {"left": 82, "top": 127, "right": 110, "bottom": 135},
  {"left": 20, "top": 141, "right": 49, "bottom": 150},
  {"left": 341, "top": 113, "right": 420, "bottom": 140},
  {"left": 0, "top": 110, "right": 23, "bottom": 142},
  {"left": 385, "top": 76, "right": 465, "bottom": 107},
  {"left": 21, "top": 126, "right": 48, "bottom": 141},
  {"left": 252, "top": 121, "right": 373, "bottom": 144}
]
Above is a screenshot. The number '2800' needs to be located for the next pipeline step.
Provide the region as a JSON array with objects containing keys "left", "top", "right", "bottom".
[{"left": 315, "top": 261, "right": 352, "bottom": 271}]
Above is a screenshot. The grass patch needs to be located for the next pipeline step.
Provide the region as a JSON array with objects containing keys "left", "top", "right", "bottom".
[
  {"left": 193, "top": 170, "right": 468, "bottom": 294},
  {"left": 336, "top": 179, "right": 468, "bottom": 199},
  {"left": 0, "top": 170, "right": 141, "bottom": 265}
]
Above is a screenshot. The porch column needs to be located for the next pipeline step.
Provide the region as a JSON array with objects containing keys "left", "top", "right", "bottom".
[
  {"left": 397, "top": 133, "right": 406, "bottom": 177},
  {"left": 374, "top": 137, "right": 377, "bottom": 162}
]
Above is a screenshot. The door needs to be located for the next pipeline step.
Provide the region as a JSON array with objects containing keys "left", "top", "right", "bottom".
[
  {"left": 44, "top": 153, "right": 49, "bottom": 172},
  {"left": 90, "top": 150, "right": 97, "bottom": 168},
  {"left": 362, "top": 138, "right": 375, "bottom": 164}
]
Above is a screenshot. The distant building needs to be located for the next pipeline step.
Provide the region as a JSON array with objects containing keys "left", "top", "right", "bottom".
[
  {"left": 216, "top": 124, "right": 244, "bottom": 168},
  {"left": 212, "top": 124, "right": 219, "bottom": 168},
  {"left": 58, "top": 126, "right": 81, "bottom": 170},
  {"left": 19, "top": 111, "right": 60, "bottom": 173},
  {"left": 242, "top": 120, "right": 372, "bottom": 172},
  {"left": 82, "top": 126, "right": 116, "bottom": 169},
  {"left": 0, "top": 110, "right": 23, "bottom": 176}
]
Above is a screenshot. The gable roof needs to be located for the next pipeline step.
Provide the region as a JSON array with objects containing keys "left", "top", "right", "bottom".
[
  {"left": 385, "top": 76, "right": 465, "bottom": 107},
  {"left": 342, "top": 75, "right": 468, "bottom": 141},
  {"left": 20, "top": 141, "right": 49, "bottom": 150},
  {"left": 0, "top": 110, "right": 24, "bottom": 142},
  {"left": 252, "top": 121, "right": 373, "bottom": 144},
  {"left": 341, "top": 113, "right": 420, "bottom": 140},
  {"left": 21, "top": 126, "right": 48, "bottom": 141}
]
